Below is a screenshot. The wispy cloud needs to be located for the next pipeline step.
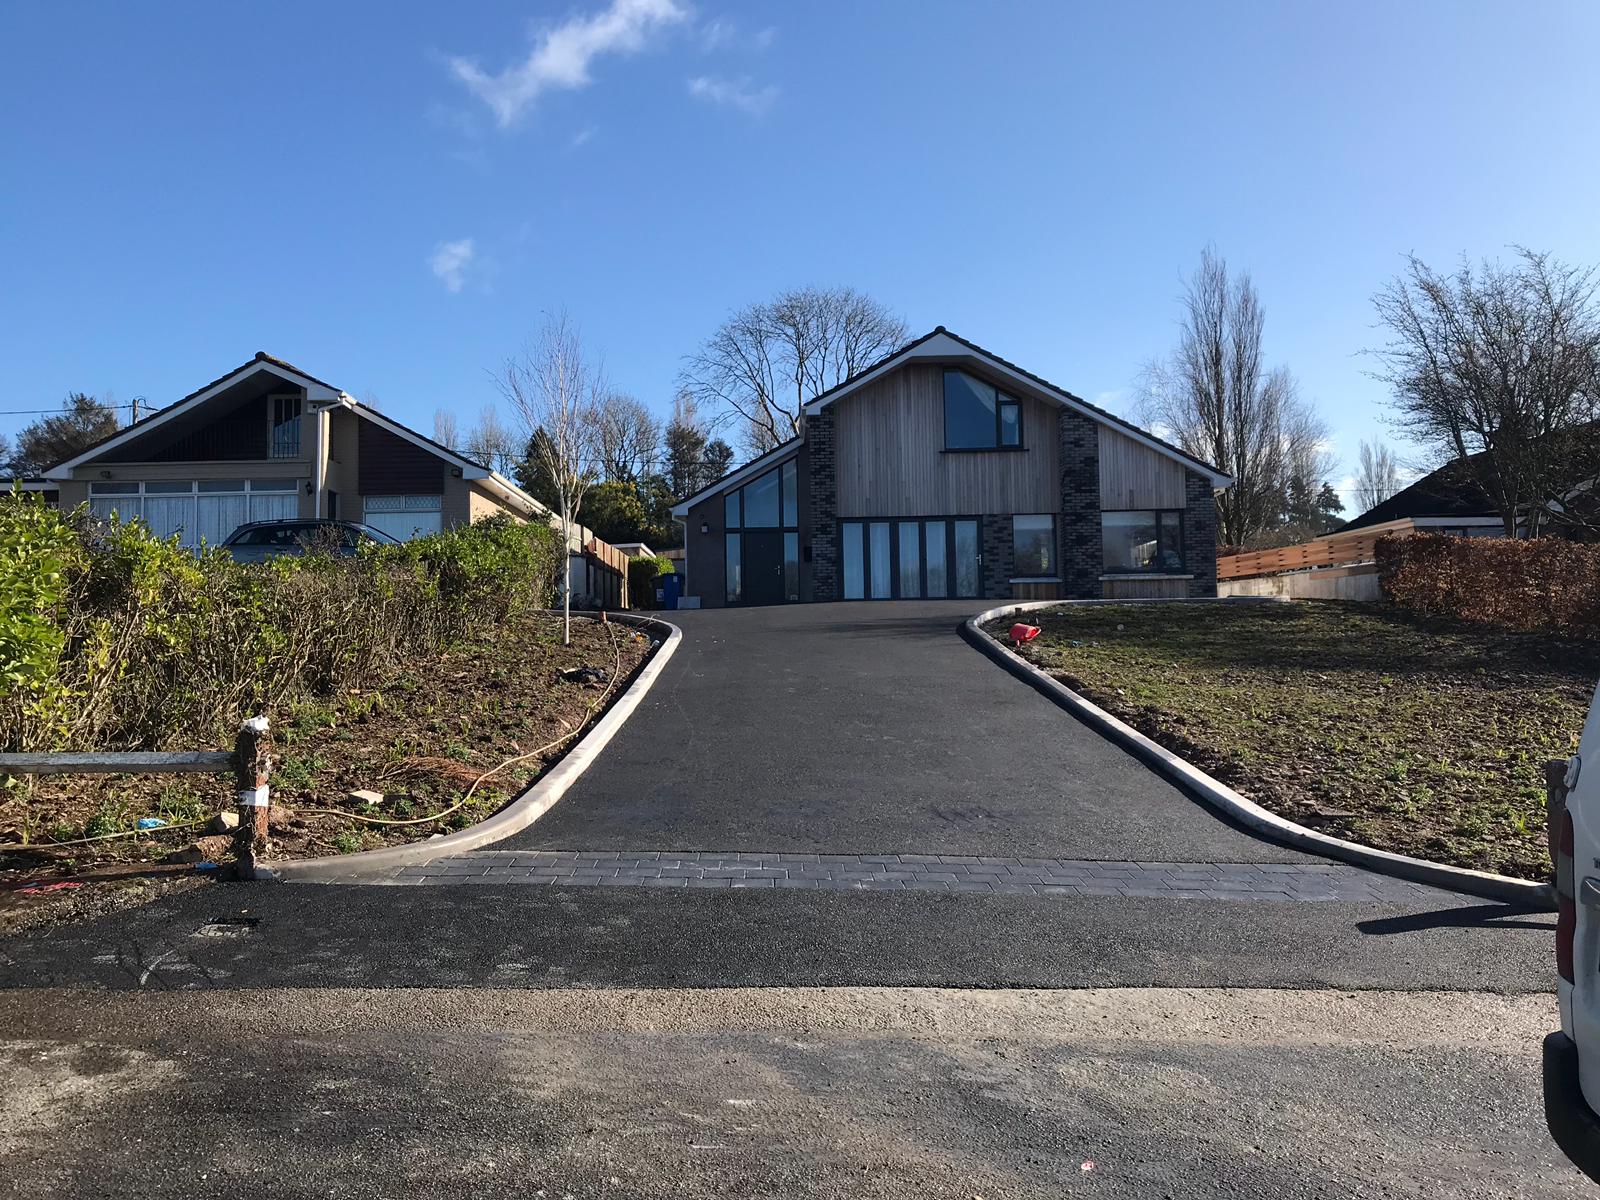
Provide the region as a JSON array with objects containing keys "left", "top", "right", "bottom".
[
  {"left": 429, "top": 238, "right": 475, "bottom": 293},
  {"left": 449, "top": 0, "right": 689, "bottom": 128},
  {"left": 698, "top": 18, "right": 776, "bottom": 53},
  {"left": 687, "top": 75, "right": 778, "bottom": 116},
  {"left": 571, "top": 125, "right": 596, "bottom": 148}
]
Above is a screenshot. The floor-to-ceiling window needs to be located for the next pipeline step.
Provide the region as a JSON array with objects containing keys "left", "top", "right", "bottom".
[
  {"left": 723, "top": 458, "right": 800, "bottom": 605},
  {"left": 88, "top": 479, "right": 300, "bottom": 549},
  {"left": 839, "top": 517, "right": 982, "bottom": 600}
]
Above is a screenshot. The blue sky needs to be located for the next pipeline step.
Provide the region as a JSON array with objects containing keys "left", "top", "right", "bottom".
[{"left": 5, "top": 0, "right": 1598, "bottom": 503}]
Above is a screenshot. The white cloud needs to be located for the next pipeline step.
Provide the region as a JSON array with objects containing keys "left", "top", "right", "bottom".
[
  {"left": 571, "top": 125, "right": 596, "bottom": 147},
  {"left": 449, "top": 0, "right": 689, "bottom": 128},
  {"left": 699, "top": 18, "right": 776, "bottom": 52},
  {"left": 429, "top": 238, "right": 475, "bottom": 293},
  {"left": 687, "top": 74, "right": 778, "bottom": 116}
]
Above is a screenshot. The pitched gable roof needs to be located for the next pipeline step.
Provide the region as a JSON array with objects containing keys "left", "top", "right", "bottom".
[
  {"left": 801, "top": 326, "right": 1232, "bottom": 487},
  {"left": 1339, "top": 456, "right": 1498, "bottom": 531},
  {"left": 43, "top": 352, "right": 345, "bottom": 478}
]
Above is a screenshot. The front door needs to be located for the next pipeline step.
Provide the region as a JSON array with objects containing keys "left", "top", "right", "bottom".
[{"left": 742, "top": 529, "right": 786, "bottom": 606}]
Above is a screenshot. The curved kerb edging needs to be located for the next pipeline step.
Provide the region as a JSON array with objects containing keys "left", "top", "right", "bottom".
[
  {"left": 271, "top": 611, "right": 683, "bottom": 883},
  {"left": 962, "top": 598, "right": 1556, "bottom": 910}
]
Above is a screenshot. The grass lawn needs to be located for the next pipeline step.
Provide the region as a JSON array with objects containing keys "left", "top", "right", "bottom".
[
  {"left": 0, "top": 612, "right": 653, "bottom": 931},
  {"left": 992, "top": 600, "right": 1600, "bottom": 880}
]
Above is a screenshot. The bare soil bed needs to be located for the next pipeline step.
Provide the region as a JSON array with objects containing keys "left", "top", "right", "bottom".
[
  {"left": 1, "top": 612, "right": 654, "bottom": 932},
  {"left": 991, "top": 600, "right": 1598, "bottom": 880}
]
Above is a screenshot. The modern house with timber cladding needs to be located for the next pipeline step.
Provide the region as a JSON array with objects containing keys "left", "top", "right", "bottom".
[
  {"left": 42, "top": 352, "right": 629, "bottom": 607},
  {"left": 669, "top": 328, "right": 1231, "bottom": 607}
]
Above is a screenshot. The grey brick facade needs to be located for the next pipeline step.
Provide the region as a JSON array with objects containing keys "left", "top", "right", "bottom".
[
  {"left": 1058, "top": 409, "right": 1102, "bottom": 599},
  {"left": 805, "top": 409, "right": 840, "bottom": 602},
  {"left": 1183, "top": 470, "right": 1219, "bottom": 596},
  {"left": 980, "top": 514, "right": 1013, "bottom": 599}
]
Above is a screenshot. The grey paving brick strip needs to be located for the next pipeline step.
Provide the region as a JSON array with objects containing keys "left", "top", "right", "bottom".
[{"left": 369, "top": 850, "right": 1459, "bottom": 902}]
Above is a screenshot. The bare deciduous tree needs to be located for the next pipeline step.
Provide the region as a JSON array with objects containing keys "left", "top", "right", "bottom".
[
  {"left": 498, "top": 313, "right": 604, "bottom": 644},
  {"left": 594, "top": 393, "right": 660, "bottom": 482},
  {"left": 680, "top": 285, "right": 909, "bottom": 453},
  {"left": 1370, "top": 249, "right": 1600, "bottom": 536},
  {"left": 463, "top": 406, "right": 518, "bottom": 475},
  {"left": 1354, "top": 439, "right": 1403, "bottom": 513},
  {"left": 433, "top": 409, "right": 461, "bottom": 451},
  {"left": 1134, "top": 248, "right": 1330, "bottom": 547}
]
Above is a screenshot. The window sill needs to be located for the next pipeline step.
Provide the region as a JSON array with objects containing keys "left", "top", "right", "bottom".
[
  {"left": 939, "top": 446, "right": 1028, "bottom": 454},
  {"left": 1100, "top": 572, "right": 1193, "bottom": 580},
  {"left": 1010, "top": 576, "right": 1062, "bottom": 584}
]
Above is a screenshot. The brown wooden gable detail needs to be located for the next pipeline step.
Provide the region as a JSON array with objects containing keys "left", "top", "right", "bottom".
[
  {"left": 102, "top": 390, "right": 269, "bottom": 462},
  {"left": 357, "top": 420, "right": 444, "bottom": 496}
]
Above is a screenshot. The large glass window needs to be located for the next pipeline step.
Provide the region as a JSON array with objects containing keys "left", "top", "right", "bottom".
[
  {"left": 1012, "top": 514, "right": 1057, "bottom": 577},
  {"left": 944, "top": 370, "right": 1022, "bottom": 450},
  {"left": 725, "top": 533, "right": 742, "bottom": 603},
  {"left": 781, "top": 459, "right": 797, "bottom": 527},
  {"left": 868, "top": 522, "right": 892, "bottom": 599},
  {"left": 742, "top": 467, "right": 780, "bottom": 527},
  {"left": 270, "top": 396, "right": 302, "bottom": 458},
  {"left": 925, "top": 520, "right": 948, "bottom": 598},
  {"left": 783, "top": 532, "right": 800, "bottom": 602},
  {"left": 842, "top": 522, "right": 864, "bottom": 600},
  {"left": 897, "top": 522, "right": 921, "bottom": 597},
  {"left": 1102, "top": 510, "right": 1184, "bottom": 573},
  {"left": 87, "top": 479, "right": 304, "bottom": 548}
]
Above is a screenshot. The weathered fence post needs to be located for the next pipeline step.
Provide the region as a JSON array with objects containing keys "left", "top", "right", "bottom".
[{"left": 232, "top": 717, "right": 273, "bottom": 879}]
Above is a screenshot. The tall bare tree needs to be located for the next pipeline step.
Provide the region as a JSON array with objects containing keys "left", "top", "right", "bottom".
[
  {"left": 680, "top": 285, "right": 909, "bottom": 453},
  {"left": 498, "top": 313, "right": 604, "bottom": 644},
  {"left": 1134, "top": 248, "right": 1329, "bottom": 547},
  {"left": 594, "top": 393, "right": 660, "bottom": 482},
  {"left": 463, "top": 405, "right": 518, "bottom": 475},
  {"left": 1354, "top": 439, "right": 1403, "bottom": 512},
  {"left": 433, "top": 409, "right": 461, "bottom": 451},
  {"left": 1371, "top": 249, "right": 1600, "bottom": 536}
]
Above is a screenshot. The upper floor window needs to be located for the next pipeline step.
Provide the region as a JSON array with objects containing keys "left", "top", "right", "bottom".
[
  {"left": 1102, "top": 510, "right": 1184, "bottom": 573},
  {"left": 943, "top": 369, "right": 1022, "bottom": 450},
  {"left": 723, "top": 458, "right": 799, "bottom": 530},
  {"left": 270, "top": 395, "right": 303, "bottom": 458}
]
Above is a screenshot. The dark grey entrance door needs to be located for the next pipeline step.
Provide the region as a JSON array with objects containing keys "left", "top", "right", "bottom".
[{"left": 742, "top": 530, "right": 786, "bottom": 606}]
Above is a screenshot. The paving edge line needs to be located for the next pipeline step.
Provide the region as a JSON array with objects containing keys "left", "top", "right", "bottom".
[
  {"left": 961, "top": 598, "right": 1556, "bottom": 910},
  {"left": 269, "top": 611, "right": 683, "bottom": 883}
]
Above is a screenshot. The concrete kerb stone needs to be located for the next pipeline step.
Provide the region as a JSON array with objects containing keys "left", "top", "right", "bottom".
[
  {"left": 271, "top": 610, "right": 683, "bottom": 883},
  {"left": 960, "top": 598, "right": 1557, "bottom": 911}
]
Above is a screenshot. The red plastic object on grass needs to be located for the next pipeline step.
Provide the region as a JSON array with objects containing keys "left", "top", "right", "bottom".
[{"left": 1009, "top": 623, "right": 1042, "bottom": 647}]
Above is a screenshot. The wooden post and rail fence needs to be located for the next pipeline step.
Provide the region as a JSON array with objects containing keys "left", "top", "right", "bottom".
[{"left": 0, "top": 717, "right": 275, "bottom": 879}]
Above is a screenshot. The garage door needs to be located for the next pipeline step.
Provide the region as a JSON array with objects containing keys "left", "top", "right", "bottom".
[{"left": 362, "top": 495, "right": 443, "bottom": 541}]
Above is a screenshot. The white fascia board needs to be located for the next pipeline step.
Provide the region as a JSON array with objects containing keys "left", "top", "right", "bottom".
[
  {"left": 800, "top": 332, "right": 1233, "bottom": 490},
  {"left": 44, "top": 359, "right": 341, "bottom": 480},
  {"left": 667, "top": 442, "right": 801, "bottom": 518}
]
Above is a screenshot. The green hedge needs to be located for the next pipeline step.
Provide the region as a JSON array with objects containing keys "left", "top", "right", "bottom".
[
  {"left": 627, "top": 554, "right": 677, "bottom": 609},
  {"left": 0, "top": 497, "right": 562, "bottom": 752}
]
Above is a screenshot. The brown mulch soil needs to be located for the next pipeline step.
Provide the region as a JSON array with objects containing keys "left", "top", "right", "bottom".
[
  {"left": 991, "top": 600, "right": 1600, "bottom": 881},
  {"left": 1, "top": 612, "right": 653, "bottom": 930}
]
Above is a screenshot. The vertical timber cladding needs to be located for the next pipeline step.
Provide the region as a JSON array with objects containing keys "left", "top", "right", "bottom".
[{"left": 357, "top": 420, "right": 445, "bottom": 496}]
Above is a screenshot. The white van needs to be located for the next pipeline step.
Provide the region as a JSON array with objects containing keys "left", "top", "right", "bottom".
[{"left": 1545, "top": 683, "right": 1600, "bottom": 1181}]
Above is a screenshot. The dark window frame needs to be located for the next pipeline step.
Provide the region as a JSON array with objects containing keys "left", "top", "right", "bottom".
[
  {"left": 839, "top": 515, "right": 983, "bottom": 601},
  {"left": 722, "top": 458, "right": 801, "bottom": 605},
  {"left": 941, "top": 369, "right": 1026, "bottom": 453},
  {"left": 1010, "top": 513, "right": 1059, "bottom": 579},
  {"left": 1100, "top": 508, "right": 1186, "bottom": 574}
]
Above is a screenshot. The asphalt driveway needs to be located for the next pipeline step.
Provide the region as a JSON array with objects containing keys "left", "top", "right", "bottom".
[{"left": 497, "top": 601, "right": 1315, "bottom": 862}]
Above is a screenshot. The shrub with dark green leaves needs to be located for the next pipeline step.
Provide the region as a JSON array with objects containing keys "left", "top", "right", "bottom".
[
  {"left": 626, "top": 554, "right": 676, "bottom": 609},
  {"left": 0, "top": 494, "right": 561, "bottom": 751}
]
